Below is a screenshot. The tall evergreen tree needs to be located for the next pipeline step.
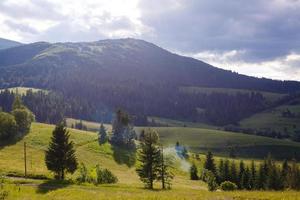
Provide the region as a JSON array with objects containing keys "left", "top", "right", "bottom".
[
  {"left": 250, "top": 160, "right": 256, "bottom": 189},
  {"left": 229, "top": 161, "right": 238, "bottom": 184},
  {"left": 218, "top": 159, "right": 224, "bottom": 183},
  {"left": 289, "top": 159, "right": 300, "bottom": 190},
  {"left": 281, "top": 159, "right": 290, "bottom": 189},
  {"left": 190, "top": 163, "right": 199, "bottom": 180},
  {"left": 45, "top": 123, "right": 78, "bottom": 180},
  {"left": 238, "top": 160, "right": 245, "bottom": 189},
  {"left": 224, "top": 159, "right": 230, "bottom": 182},
  {"left": 204, "top": 151, "right": 217, "bottom": 176},
  {"left": 98, "top": 123, "right": 108, "bottom": 144},
  {"left": 136, "top": 129, "right": 161, "bottom": 189},
  {"left": 157, "top": 146, "right": 174, "bottom": 189}
]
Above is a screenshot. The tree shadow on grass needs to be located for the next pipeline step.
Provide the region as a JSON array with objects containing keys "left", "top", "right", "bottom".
[
  {"left": 111, "top": 144, "right": 136, "bottom": 168},
  {"left": 36, "top": 179, "right": 72, "bottom": 194}
]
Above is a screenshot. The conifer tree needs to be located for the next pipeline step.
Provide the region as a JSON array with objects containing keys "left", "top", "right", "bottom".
[
  {"left": 250, "top": 160, "right": 256, "bottom": 189},
  {"left": 289, "top": 159, "right": 300, "bottom": 190},
  {"left": 45, "top": 123, "right": 78, "bottom": 180},
  {"left": 157, "top": 146, "right": 174, "bottom": 189},
  {"left": 224, "top": 159, "right": 230, "bottom": 182},
  {"left": 204, "top": 151, "right": 217, "bottom": 176},
  {"left": 229, "top": 161, "right": 238, "bottom": 184},
  {"left": 136, "top": 129, "right": 161, "bottom": 189},
  {"left": 281, "top": 159, "right": 290, "bottom": 189},
  {"left": 238, "top": 160, "right": 245, "bottom": 189},
  {"left": 218, "top": 159, "right": 224, "bottom": 183},
  {"left": 190, "top": 163, "right": 199, "bottom": 180},
  {"left": 98, "top": 123, "right": 108, "bottom": 144}
]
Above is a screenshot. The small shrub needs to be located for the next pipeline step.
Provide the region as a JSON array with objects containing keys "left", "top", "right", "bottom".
[
  {"left": 220, "top": 181, "right": 237, "bottom": 191},
  {"left": 206, "top": 171, "right": 218, "bottom": 191},
  {"left": 95, "top": 165, "right": 118, "bottom": 184},
  {"left": 76, "top": 163, "right": 89, "bottom": 183}
]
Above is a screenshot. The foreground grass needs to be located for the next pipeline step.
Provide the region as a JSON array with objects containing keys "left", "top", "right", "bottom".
[{"left": 1, "top": 178, "right": 300, "bottom": 200}]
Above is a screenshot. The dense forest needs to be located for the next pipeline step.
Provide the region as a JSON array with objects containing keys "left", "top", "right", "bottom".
[{"left": 0, "top": 88, "right": 273, "bottom": 126}]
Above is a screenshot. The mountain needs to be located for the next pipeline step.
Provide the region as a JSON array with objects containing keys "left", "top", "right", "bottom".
[
  {"left": 0, "top": 38, "right": 300, "bottom": 125},
  {"left": 0, "top": 38, "right": 22, "bottom": 49}
]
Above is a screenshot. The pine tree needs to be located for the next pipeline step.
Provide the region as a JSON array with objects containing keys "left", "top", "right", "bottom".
[
  {"left": 45, "top": 123, "right": 78, "bottom": 180},
  {"left": 289, "top": 159, "right": 300, "bottom": 190},
  {"left": 229, "top": 161, "right": 238, "bottom": 184},
  {"left": 204, "top": 151, "right": 217, "bottom": 176},
  {"left": 190, "top": 163, "right": 199, "bottom": 180},
  {"left": 157, "top": 146, "right": 174, "bottom": 189},
  {"left": 249, "top": 160, "right": 256, "bottom": 190},
  {"left": 218, "top": 159, "right": 224, "bottom": 183},
  {"left": 238, "top": 160, "right": 245, "bottom": 189},
  {"left": 281, "top": 159, "right": 290, "bottom": 189},
  {"left": 136, "top": 129, "right": 161, "bottom": 189},
  {"left": 224, "top": 159, "right": 230, "bottom": 182},
  {"left": 98, "top": 123, "right": 108, "bottom": 144}
]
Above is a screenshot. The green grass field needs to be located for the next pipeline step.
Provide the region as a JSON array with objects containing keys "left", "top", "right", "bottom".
[
  {"left": 67, "top": 117, "right": 300, "bottom": 160},
  {"left": 240, "top": 100, "right": 300, "bottom": 134},
  {"left": 136, "top": 126, "right": 300, "bottom": 160},
  {"left": 1, "top": 122, "right": 300, "bottom": 199},
  {"left": 179, "top": 86, "right": 286, "bottom": 103},
  {"left": 148, "top": 116, "right": 218, "bottom": 129}
]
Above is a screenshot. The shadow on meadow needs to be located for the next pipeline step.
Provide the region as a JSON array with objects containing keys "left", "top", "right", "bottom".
[
  {"left": 36, "top": 179, "right": 72, "bottom": 194},
  {"left": 111, "top": 144, "right": 136, "bottom": 168}
]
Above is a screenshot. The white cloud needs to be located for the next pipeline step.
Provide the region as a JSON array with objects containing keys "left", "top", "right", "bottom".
[{"left": 186, "top": 50, "right": 300, "bottom": 81}]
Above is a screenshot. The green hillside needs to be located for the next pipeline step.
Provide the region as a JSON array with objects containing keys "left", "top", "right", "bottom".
[
  {"left": 179, "top": 86, "right": 286, "bottom": 103},
  {"left": 66, "top": 118, "right": 300, "bottom": 160},
  {"left": 1, "top": 122, "right": 300, "bottom": 199},
  {"left": 240, "top": 99, "right": 300, "bottom": 135}
]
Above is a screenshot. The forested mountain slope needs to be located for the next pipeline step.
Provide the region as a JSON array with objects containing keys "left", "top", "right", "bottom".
[{"left": 0, "top": 38, "right": 300, "bottom": 125}]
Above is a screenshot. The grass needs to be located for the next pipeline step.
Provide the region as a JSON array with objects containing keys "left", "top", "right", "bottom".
[
  {"left": 1, "top": 122, "right": 300, "bottom": 199},
  {"left": 136, "top": 126, "right": 300, "bottom": 160},
  {"left": 66, "top": 117, "right": 300, "bottom": 160},
  {"left": 1, "top": 178, "right": 300, "bottom": 200},
  {"left": 240, "top": 100, "right": 300, "bottom": 134},
  {"left": 65, "top": 118, "right": 112, "bottom": 132},
  {"left": 148, "top": 116, "right": 218, "bottom": 129},
  {"left": 179, "top": 86, "right": 286, "bottom": 103}
]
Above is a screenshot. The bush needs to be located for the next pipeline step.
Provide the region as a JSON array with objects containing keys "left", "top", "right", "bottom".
[
  {"left": 205, "top": 170, "right": 218, "bottom": 191},
  {"left": 76, "top": 163, "right": 89, "bottom": 183},
  {"left": 220, "top": 181, "right": 238, "bottom": 191},
  {"left": 95, "top": 166, "right": 118, "bottom": 184}
]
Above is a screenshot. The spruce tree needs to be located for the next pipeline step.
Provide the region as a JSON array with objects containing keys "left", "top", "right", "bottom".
[
  {"left": 45, "top": 123, "right": 78, "bottom": 180},
  {"left": 238, "top": 160, "right": 245, "bottom": 189},
  {"left": 190, "top": 163, "right": 199, "bottom": 180},
  {"left": 136, "top": 129, "right": 161, "bottom": 189},
  {"left": 204, "top": 151, "right": 217, "bottom": 176},
  {"left": 250, "top": 160, "right": 256, "bottom": 189},
  {"left": 98, "top": 123, "right": 107, "bottom": 144},
  {"left": 281, "top": 159, "right": 289, "bottom": 189},
  {"left": 224, "top": 159, "right": 230, "bottom": 182},
  {"left": 218, "top": 159, "right": 224, "bottom": 183},
  {"left": 229, "top": 161, "right": 238, "bottom": 184},
  {"left": 157, "top": 146, "right": 174, "bottom": 189}
]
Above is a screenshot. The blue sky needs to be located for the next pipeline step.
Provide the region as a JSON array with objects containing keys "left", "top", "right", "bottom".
[{"left": 0, "top": 0, "right": 299, "bottom": 81}]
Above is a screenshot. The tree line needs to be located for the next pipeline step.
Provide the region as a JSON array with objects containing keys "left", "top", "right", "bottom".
[
  {"left": 191, "top": 151, "right": 300, "bottom": 191},
  {"left": 0, "top": 87, "right": 274, "bottom": 127}
]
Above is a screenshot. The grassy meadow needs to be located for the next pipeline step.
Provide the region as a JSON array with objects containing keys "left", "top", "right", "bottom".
[
  {"left": 240, "top": 102, "right": 300, "bottom": 134},
  {"left": 1, "top": 122, "right": 300, "bottom": 199}
]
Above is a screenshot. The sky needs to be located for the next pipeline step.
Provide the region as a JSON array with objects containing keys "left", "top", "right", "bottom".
[{"left": 0, "top": 0, "right": 300, "bottom": 81}]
